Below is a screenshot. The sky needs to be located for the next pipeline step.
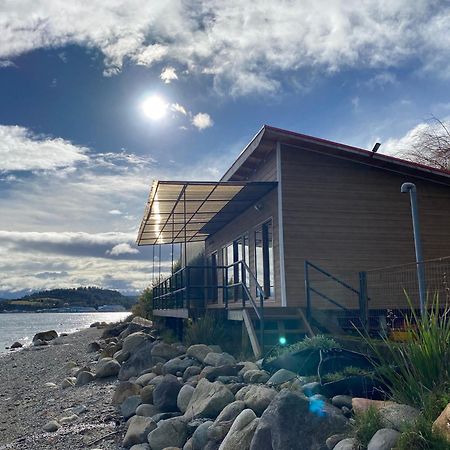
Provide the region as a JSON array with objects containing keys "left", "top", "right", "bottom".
[{"left": 1, "top": 1, "right": 450, "bottom": 298}]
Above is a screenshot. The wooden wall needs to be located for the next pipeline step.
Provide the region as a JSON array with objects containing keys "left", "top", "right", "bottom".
[
  {"left": 205, "top": 149, "right": 281, "bottom": 307},
  {"left": 280, "top": 144, "right": 450, "bottom": 310}
]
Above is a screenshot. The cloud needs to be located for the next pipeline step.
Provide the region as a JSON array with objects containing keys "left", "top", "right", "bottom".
[
  {"left": 106, "top": 243, "right": 140, "bottom": 256},
  {"left": 0, "top": 125, "right": 89, "bottom": 171},
  {"left": 160, "top": 66, "right": 178, "bottom": 83},
  {"left": 109, "top": 209, "right": 122, "bottom": 215},
  {"left": 1, "top": 2, "right": 450, "bottom": 95},
  {"left": 382, "top": 122, "right": 432, "bottom": 156},
  {"left": 171, "top": 103, "right": 187, "bottom": 115},
  {"left": 192, "top": 112, "right": 213, "bottom": 130},
  {"left": 0, "top": 60, "right": 15, "bottom": 68}
]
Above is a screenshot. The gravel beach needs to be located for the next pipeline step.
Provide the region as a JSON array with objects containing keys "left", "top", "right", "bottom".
[{"left": 0, "top": 327, "right": 124, "bottom": 450}]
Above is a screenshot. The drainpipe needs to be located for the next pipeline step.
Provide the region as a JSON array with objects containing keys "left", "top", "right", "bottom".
[{"left": 401, "top": 182, "right": 426, "bottom": 315}]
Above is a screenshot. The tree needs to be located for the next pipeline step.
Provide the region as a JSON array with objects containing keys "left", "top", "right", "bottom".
[
  {"left": 402, "top": 117, "right": 450, "bottom": 170},
  {"left": 131, "top": 286, "right": 153, "bottom": 319}
]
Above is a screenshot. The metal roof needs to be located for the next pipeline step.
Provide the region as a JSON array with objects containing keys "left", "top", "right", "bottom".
[{"left": 136, "top": 181, "right": 277, "bottom": 245}]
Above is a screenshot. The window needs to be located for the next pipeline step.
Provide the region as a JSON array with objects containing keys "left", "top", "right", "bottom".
[{"left": 255, "top": 219, "right": 274, "bottom": 297}]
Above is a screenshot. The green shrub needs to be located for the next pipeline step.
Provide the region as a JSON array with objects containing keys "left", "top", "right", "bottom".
[
  {"left": 353, "top": 406, "right": 383, "bottom": 448},
  {"left": 131, "top": 286, "right": 153, "bottom": 319},
  {"left": 321, "top": 366, "right": 373, "bottom": 383},
  {"left": 361, "top": 294, "right": 450, "bottom": 407},
  {"left": 184, "top": 313, "right": 227, "bottom": 347}
]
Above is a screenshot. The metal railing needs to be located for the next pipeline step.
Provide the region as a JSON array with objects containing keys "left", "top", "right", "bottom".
[{"left": 152, "top": 260, "right": 265, "bottom": 346}]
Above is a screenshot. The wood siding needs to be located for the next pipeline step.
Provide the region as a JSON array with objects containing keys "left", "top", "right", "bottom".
[
  {"left": 205, "top": 150, "right": 281, "bottom": 307},
  {"left": 280, "top": 144, "right": 450, "bottom": 310}
]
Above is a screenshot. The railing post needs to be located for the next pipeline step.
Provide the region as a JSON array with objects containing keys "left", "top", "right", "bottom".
[
  {"left": 259, "top": 292, "right": 264, "bottom": 352},
  {"left": 304, "top": 261, "right": 312, "bottom": 320},
  {"left": 186, "top": 267, "right": 190, "bottom": 309},
  {"left": 241, "top": 262, "right": 246, "bottom": 308},
  {"left": 224, "top": 265, "right": 229, "bottom": 310},
  {"left": 359, "top": 271, "right": 369, "bottom": 330}
]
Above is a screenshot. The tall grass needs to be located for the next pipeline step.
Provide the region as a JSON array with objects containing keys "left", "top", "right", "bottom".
[
  {"left": 363, "top": 294, "right": 450, "bottom": 407},
  {"left": 184, "top": 313, "right": 227, "bottom": 346}
]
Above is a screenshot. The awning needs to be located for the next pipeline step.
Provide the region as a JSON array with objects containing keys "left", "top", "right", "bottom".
[{"left": 137, "top": 181, "right": 277, "bottom": 245}]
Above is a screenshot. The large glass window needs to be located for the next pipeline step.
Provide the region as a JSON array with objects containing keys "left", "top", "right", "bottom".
[{"left": 255, "top": 220, "right": 274, "bottom": 297}]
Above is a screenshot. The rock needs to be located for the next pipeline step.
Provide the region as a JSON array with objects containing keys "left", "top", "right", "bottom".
[
  {"left": 123, "top": 415, "right": 157, "bottom": 447},
  {"left": 219, "top": 409, "right": 259, "bottom": 450},
  {"left": 33, "top": 330, "right": 58, "bottom": 342},
  {"left": 326, "top": 434, "right": 349, "bottom": 449},
  {"left": 11, "top": 341, "right": 22, "bottom": 349},
  {"left": 186, "top": 344, "right": 214, "bottom": 363},
  {"left": 163, "top": 357, "right": 198, "bottom": 376},
  {"left": 432, "top": 402, "right": 450, "bottom": 443},
  {"left": 130, "top": 444, "right": 150, "bottom": 450},
  {"left": 204, "top": 352, "right": 236, "bottom": 367},
  {"left": 87, "top": 341, "right": 101, "bottom": 352},
  {"left": 302, "top": 382, "right": 322, "bottom": 397},
  {"left": 141, "top": 385, "right": 156, "bottom": 404},
  {"left": 378, "top": 403, "right": 420, "bottom": 431},
  {"left": 367, "top": 428, "right": 401, "bottom": 450},
  {"left": 152, "top": 362, "right": 165, "bottom": 375},
  {"left": 152, "top": 342, "right": 184, "bottom": 361},
  {"left": 64, "top": 361, "right": 77, "bottom": 370},
  {"left": 238, "top": 362, "right": 260, "bottom": 377},
  {"left": 267, "top": 369, "right": 297, "bottom": 386},
  {"left": 149, "top": 375, "right": 165, "bottom": 386},
  {"left": 75, "top": 370, "right": 95, "bottom": 386},
  {"left": 208, "top": 401, "right": 246, "bottom": 442},
  {"left": 243, "top": 386, "right": 277, "bottom": 416},
  {"left": 184, "top": 379, "right": 235, "bottom": 420},
  {"left": 228, "top": 383, "right": 247, "bottom": 395},
  {"left": 59, "top": 414, "right": 78, "bottom": 424},
  {"left": 202, "top": 364, "right": 243, "bottom": 382},
  {"left": 192, "top": 420, "right": 213, "bottom": 450},
  {"left": 183, "top": 366, "right": 202, "bottom": 381},
  {"left": 33, "top": 339, "right": 48, "bottom": 346},
  {"left": 242, "top": 370, "right": 270, "bottom": 384},
  {"left": 101, "top": 342, "right": 121, "bottom": 358},
  {"left": 132, "top": 316, "right": 153, "bottom": 327},
  {"left": 61, "top": 377, "right": 76, "bottom": 389},
  {"left": 119, "top": 340, "right": 155, "bottom": 381},
  {"left": 136, "top": 404, "right": 160, "bottom": 417},
  {"left": 333, "top": 438, "right": 358, "bottom": 450},
  {"left": 332, "top": 395, "right": 353, "bottom": 409},
  {"left": 183, "top": 438, "right": 194, "bottom": 450},
  {"left": 136, "top": 372, "right": 157, "bottom": 386},
  {"left": 72, "top": 405, "right": 87, "bottom": 415},
  {"left": 147, "top": 417, "right": 188, "bottom": 450},
  {"left": 121, "top": 395, "right": 142, "bottom": 420},
  {"left": 95, "top": 358, "right": 121, "bottom": 378},
  {"left": 250, "top": 389, "right": 349, "bottom": 450},
  {"left": 177, "top": 385, "right": 195, "bottom": 414},
  {"left": 102, "top": 321, "right": 129, "bottom": 338},
  {"left": 123, "top": 332, "right": 153, "bottom": 354},
  {"left": 351, "top": 398, "right": 396, "bottom": 415},
  {"left": 113, "top": 381, "right": 142, "bottom": 405},
  {"left": 44, "top": 382, "right": 58, "bottom": 388},
  {"left": 114, "top": 349, "right": 131, "bottom": 364},
  {"left": 43, "top": 420, "right": 60, "bottom": 432},
  {"left": 153, "top": 374, "right": 183, "bottom": 412},
  {"left": 152, "top": 412, "right": 183, "bottom": 423}
]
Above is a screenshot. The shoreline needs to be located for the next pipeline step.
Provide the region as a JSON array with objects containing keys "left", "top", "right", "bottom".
[{"left": 0, "top": 324, "right": 125, "bottom": 449}]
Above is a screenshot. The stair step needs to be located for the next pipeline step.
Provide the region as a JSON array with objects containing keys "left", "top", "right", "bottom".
[{"left": 263, "top": 329, "right": 306, "bottom": 334}]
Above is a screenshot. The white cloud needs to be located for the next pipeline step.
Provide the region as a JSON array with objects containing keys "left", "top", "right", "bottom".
[
  {"left": 160, "top": 66, "right": 178, "bottom": 83},
  {"left": 1, "top": 1, "right": 450, "bottom": 95},
  {"left": 171, "top": 103, "right": 187, "bottom": 115},
  {"left": 0, "top": 125, "right": 89, "bottom": 171},
  {"left": 0, "top": 60, "right": 15, "bottom": 68},
  {"left": 192, "top": 112, "right": 213, "bottom": 130},
  {"left": 109, "top": 209, "right": 122, "bottom": 215},
  {"left": 106, "top": 243, "right": 140, "bottom": 256}
]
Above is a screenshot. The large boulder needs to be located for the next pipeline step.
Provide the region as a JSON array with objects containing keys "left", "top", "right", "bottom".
[
  {"left": 151, "top": 342, "right": 184, "bottom": 361},
  {"left": 208, "top": 401, "right": 246, "bottom": 442},
  {"left": 333, "top": 438, "right": 358, "bottom": 450},
  {"left": 76, "top": 370, "right": 95, "bottom": 386},
  {"left": 135, "top": 372, "right": 157, "bottom": 386},
  {"left": 184, "top": 379, "right": 235, "bottom": 420},
  {"left": 123, "top": 415, "right": 157, "bottom": 447},
  {"left": 378, "top": 403, "right": 420, "bottom": 431},
  {"left": 33, "top": 330, "right": 58, "bottom": 342},
  {"left": 202, "top": 365, "right": 243, "bottom": 382},
  {"left": 177, "top": 385, "right": 195, "bottom": 414},
  {"left": 135, "top": 404, "right": 160, "bottom": 417},
  {"left": 243, "top": 386, "right": 277, "bottom": 416},
  {"left": 112, "top": 382, "right": 142, "bottom": 405},
  {"left": 95, "top": 358, "right": 121, "bottom": 378},
  {"left": 242, "top": 370, "right": 270, "bottom": 384},
  {"left": 141, "top": 385, "right": 156, "bottom": 404},
  {"left": 192, "top": 420, "right": 213, "bottom": 450},
  {"left": 121, "top": 395, "right": 142, "bottom": 420},
  {"left": 204, "top": 352, "right": 236, "bottom": 367},
  {"left": 153, "top": 374, "right": 183, "bottom": 412},
  {"left": 250, "top": 389, "right": 349, "bottom": 450},
  {"left": 119, "top": 340, "right": 155, "bottom": 380},
  {"left": 219, "top": 409, "right": 259, "bottom": 450},
  {"left": 187, "top": 344, "right": 214, "bottom": 363},
  {"left": 163, "top": 357, "right": 198, "bottom": 376},
  {"left": 367, "top": 428, "right": 401, "bottom": 450},
  {"left": 147, "top": 417, "right": 188, "bottom": 450},
  {"left": 123, "top": 332, "right": 152, "bottom": 354},
  {"left": 267, "top": 369, "right": 298, "bottom": 386},
  {"left": 432, "top": 402, "right": 450, "bottom": 443}
]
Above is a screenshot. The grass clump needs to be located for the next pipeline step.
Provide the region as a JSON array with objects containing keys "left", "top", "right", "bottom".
[
  {"left": 321, "top": 366, "right": 373, "bottom": 383},
  {"left": 353, "top": 406, "right": 383, "bottom": 448},
  {"left": 184, "top": 313, "right": 227, "bottom": 347}
]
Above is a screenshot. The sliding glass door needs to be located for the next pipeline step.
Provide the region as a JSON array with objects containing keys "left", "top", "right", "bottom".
[{"left": 255, "top": 219, "right": 274, "bottom": 298}]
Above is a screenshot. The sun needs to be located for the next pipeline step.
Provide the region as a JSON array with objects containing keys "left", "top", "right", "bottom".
[{"left": 141, "top": 95, "right": 168, "bottom": 120}]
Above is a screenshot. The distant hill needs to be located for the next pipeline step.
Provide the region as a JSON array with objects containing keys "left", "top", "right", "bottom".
[{"left": 1, "top": 287, "right": 137, "bottom": 312}]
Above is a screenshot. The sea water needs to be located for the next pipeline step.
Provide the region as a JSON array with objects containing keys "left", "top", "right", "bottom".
[{"left": 0, "top": 312, "right": 130, "bottom": 354}]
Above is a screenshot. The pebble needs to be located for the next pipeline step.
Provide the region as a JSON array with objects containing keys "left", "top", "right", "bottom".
[{"left": 43, "top": 420, "right": 61, "bottom": 432}]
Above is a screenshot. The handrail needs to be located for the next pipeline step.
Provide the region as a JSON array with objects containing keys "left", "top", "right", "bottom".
[{"left": 306, "top": 260, "right": 359, "bottom": 295}]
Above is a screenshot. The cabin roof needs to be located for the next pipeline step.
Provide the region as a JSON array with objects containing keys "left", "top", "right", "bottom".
[
  {"left": 221, "top": 125, "right": 450, "bottom": 185},
  {"left": 136, "top": 180, "right": 276, "bottom": 245}
]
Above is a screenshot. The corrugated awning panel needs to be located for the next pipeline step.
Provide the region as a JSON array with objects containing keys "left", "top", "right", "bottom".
[{"left": 137, "top": 181, "right": 277, "bottom": 245}]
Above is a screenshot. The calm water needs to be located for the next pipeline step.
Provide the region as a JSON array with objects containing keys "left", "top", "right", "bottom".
[{"left": 0, "top": 312, "right": 130, "bottom": 354}]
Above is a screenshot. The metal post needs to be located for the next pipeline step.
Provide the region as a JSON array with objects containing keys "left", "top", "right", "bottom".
[
  {"left": 358, "top": 271, "right": 368, "bottom": 330},
  {"left": 259, "top": 292, "right": 265, "bottom": 351},
  {"left": 304, "top": 261, "right": 312, "bottom": 320},
  {"left": 401, "top": 182, "right": 426, "bottom": 315}
]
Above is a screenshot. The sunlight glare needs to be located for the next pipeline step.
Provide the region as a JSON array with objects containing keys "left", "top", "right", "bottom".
[{"left": 142, "top": 95, "right": 168, "bottom": 120}]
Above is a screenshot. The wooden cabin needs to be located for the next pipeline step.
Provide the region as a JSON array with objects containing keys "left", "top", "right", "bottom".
[{"left": 137, "top": 125, "right": 450, "bottom": 354}]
